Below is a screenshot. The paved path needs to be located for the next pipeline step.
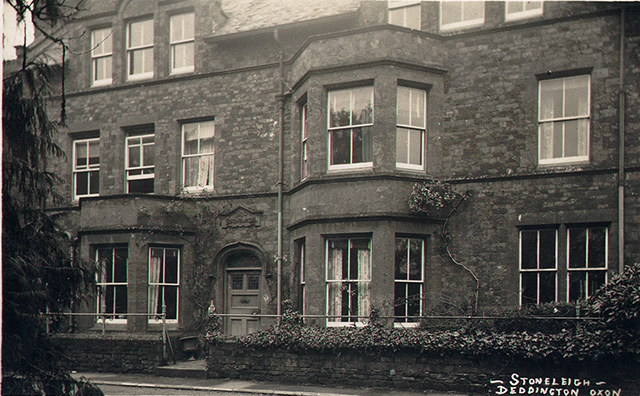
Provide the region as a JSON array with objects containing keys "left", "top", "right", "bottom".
[{"left": 72, "top": 371, "right": 469, "bottom": 396}]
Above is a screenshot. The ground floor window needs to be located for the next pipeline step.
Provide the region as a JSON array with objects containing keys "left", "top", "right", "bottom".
[
  {"left": 149, "top": 247, "right": 180, "bottom": 322},
  {"left": 520, "top": 224, "right": 608, "bottom": 305},
  {"left": 96, "top": 246, "right": 128, "bottom": 322},
  {"left": 394, "top": 237, "right": 425, "bottom": 326},
  {"left": 326, "top": 237, "right": 371, "bottom": 326}
]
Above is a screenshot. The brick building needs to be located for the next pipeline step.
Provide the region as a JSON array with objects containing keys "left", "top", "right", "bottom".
[{"left": 25, "top": 0, "right": 640, "bottom": 336}]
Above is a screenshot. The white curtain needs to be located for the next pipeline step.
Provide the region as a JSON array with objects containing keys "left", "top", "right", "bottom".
[
  {"left": 198, "top": 154, "right": 214, "bottom": 187},
  {"left": 327, "top": 245, "right": 343, "bottom": 320},
  {"left": 149, "top": 253, "right": 162, "bottom": 317},
  {"left": 357, "top": 248, "right": 371, "bottom": 319}
]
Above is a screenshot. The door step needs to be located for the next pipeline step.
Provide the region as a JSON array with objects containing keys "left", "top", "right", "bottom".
[{"left": 155, "top": 359, "right": 207, "bottom": 379}]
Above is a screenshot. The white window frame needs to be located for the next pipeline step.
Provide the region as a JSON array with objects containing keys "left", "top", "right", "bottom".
[
  {"left": 505, "top": 1, "right": 543, "bottom": 21},
  {"left": 125, "top": 133, "right": 155, "bottom": 194},
  {"left": 149, "top": 247, "right": 180, "bottom": 324},
  {"left": 73, "top": 138, "right": 100, "bottom": 200},
  {"left": 170, "top": 13, "right": 195, "bottom": 75},
  {"left": 301, "top": 102, "right": 309, "bottom": 180},
  {"left": 299, "top": 240, "right": 306, "bottom": 317},
  {"left": 394, "top": 237, "right": 425, "bottom": 329},
  {"left": 181, "top": 120, "right": 215, "bottom": 191},
  {"left": 327, "top": 86, "right": 374, "bottom": 171},
  {"left": 538, "top": 75, "right": 591, "bottom": 166},
  {"left": 91, "top": 28, "right": 112, "bottom": 86},
  {"left": 440, "top": 1, "right": 485, "bottom": 31},
  {"left": 96, "top": 247, "right": 128, "bottom": 324},
  {"left": 388, "top": 1, "right": 421, "bottom": 30},
  {"left": 396, "top": 86, "right": 426, "bottom": 171},
  {"left": 326, "top": 237, "right": 372, "bottom": 327},
  {"left": 519, "top": 229, "right": 558, "bottom": 305},
  {"left": 127, "top": 19, "right": 154, "bottom": 80},
  {"left": 566, "top": 226, "right": 608, "bottom": 302}
]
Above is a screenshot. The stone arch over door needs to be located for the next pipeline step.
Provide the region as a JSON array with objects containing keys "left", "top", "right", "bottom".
[{"left": 214, "top": 242, "right": 269, "bottom": 336}]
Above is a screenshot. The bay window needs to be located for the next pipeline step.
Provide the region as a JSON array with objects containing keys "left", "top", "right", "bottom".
[
  {"left": 326, "top": 237, "right": 371, "bottom": 326},
  {"left": 149, "top": 247, "right": 180, "bottom": 322},
  {"left": 96, "top": 247, "right": 128, "bottom": 322},
  {"left": 328, "top": 86, "right": 373, "bottom": 170},
  {"left": 396, "top": 86, "right": 426, "bottom": 170}
]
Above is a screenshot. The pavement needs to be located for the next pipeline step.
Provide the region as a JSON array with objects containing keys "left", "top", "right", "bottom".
[{"left": 71, "top": 370, "right": 469, "bottom": 396}]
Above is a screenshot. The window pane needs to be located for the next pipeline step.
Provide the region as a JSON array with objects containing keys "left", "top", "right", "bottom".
[
  {"left": 130, "top": 20, "right": 153, "bottom": 47},
  {"left": 539, "top": 122, "right": 554, "bottom": 160},
  {"left": 128, "top": 178, "right": 154, "bottom": 194},
  {"left": 564, "top": 120, "right": 580, "bottom": 157},
  {"left": 247, "top": 274, "right": 260, "bottom": 290},
  {"left": 507, "top": 2, "right": 524, "bottom": 13},
  {"left": 405, "top": 5, "right": 421, "bottom": 29},
  {"left": 394, "top": 283, "right": 407, "bottom": 317},
  {"left": 397, "top": 128, "right": 409, "bottom": 163},
  {"left": 389, "top": 8, "right": 404, "bottom": 26},
  {"left": 411, "top": 89, "right": 425, "bottom": 128},
  {"left": 89, "top": 140, "right": 100, "bottom": 165},
  {"left": 526, "top": 1, "right": 542, "bottom": 11},
  {"left": 128, "top": 145, "right": 141, "bottom": 167},
  {"left": 520, "top": 230, "right": 537, "bottom": 269},
  {"left": 171, "top": 13, "right": 194, "bottom": 42},
  {"left": 538, "top": 229, "right": 556, "bottom": 269},
  {"left": 442, "top": 2, "right": 462, "bottom": 25},
  {"left": 540, "top": 79, "right": 564, "bottom": 120},
  {"left": 407, "top": 283, "right": 422, "bottom": 317},
  {"left": 114, "top": 249, "right": 128, "bottom": 283},
  {"left": 569, "top": 227, "right": 587, "bottom": 268},
  {"left": 164, "top": 286, "right": 178, "bottom": 319},
  {"left": 564, "top": 76, "right": 589, "bottom": 118},
  {"left": 539, "top": 271, "right": 556, "bottom": 303},
  {"left": 395, "top": 238, "right": 408, "bottom": 280},
  {"left": 329, "top": 90, "right": 351, "bottom": 127},
  {"left": 408, "top": 239, "right": 422, "bottom": 280},
  {"left": 328, "top": 239, "right": 348, "bottom": 280},
  {"left": 589, "top": 271, "right": 606, "bottom": 295},
  {"left": 183, "top": 123, "right": 199, "bottom": 155},
  {"left": 352, "top": 87, "right": 373, "bottom": 125},
  {"left": 76, "top": 172, "right": 89, "bottom": 196},
  {"left": 330, "top": 129, "right": 351, "bottom": 165},
  {"left": 173, "top": 42, "right": 194, "bottom": 69},
  {"left": 568, "top": 271, "right": 586, "bottom": 302},
  {"left": 464, "top": 2, "right": 484, "bottom": 21},
  {"left": 143, "top": 144, "right": 155, "bottom": 167},
  {"left": 165, "top": 250, "right": 179, "bottom": 283},
  {"left": 89, "top": 171, "right": 99, "bottom": 194},
  {"left": 521, "top": 272, "right": 537, "bottom": 305},
  {"left": 76, "top": 142, "right": 88, "bottom": 168},
  {"left": 409, "top": 129, "right": 423, "bottom": 165},
  {"left": 588, "top": 228, "right": 606, "bottom": 268},
  {"left": 397, "top": 87, "right": 411, "bottom": 125},
  {"left": 552, "top": 121, "right": 564, "bottom": 159},
  {"left": 231, "top": 274, "right": 243, "bottom": 290}
]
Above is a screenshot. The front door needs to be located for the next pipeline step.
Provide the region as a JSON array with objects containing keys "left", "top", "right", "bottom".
[{"left": 227, "top": 270, "right": 261, "bottom": 335}]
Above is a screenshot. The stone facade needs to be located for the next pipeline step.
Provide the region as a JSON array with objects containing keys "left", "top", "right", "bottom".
[{"left": 31, "top": 0, "right": 639, "bottom": 336}]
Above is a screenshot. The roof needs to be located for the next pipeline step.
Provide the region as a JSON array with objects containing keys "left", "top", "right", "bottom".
[{"left": 212, "top": 0, "right": 361, "bottom": 37}]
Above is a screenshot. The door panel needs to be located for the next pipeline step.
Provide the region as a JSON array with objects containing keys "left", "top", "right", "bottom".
[{"left": 226, "top": 270, "right": 261, "bottom": 336}]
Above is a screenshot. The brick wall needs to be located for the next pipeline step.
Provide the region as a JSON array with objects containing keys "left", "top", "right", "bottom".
[
  {"left": 53, "top": 333, "right": 163, "bottom": 374},
  {"left": 207, "top": 341, "right": 640, "bottom": 394}
]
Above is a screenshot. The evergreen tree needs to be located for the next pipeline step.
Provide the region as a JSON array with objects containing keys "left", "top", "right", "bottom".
[{"left": 2, "top": 1, "right": 102, "bottom": 394}]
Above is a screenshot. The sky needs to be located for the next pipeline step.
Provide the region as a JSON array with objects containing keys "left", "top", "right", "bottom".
[{"left": 3, "top": 2, "right": 35, "bottom": 60}]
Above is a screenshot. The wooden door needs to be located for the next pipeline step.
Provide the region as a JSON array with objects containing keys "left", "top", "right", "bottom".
[{"left": 227, "top": 270, "right": 261, "bottom": 336}]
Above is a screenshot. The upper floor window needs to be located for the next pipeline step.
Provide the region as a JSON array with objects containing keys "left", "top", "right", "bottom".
[
  {"left": 96, "top": 246, "right": 128, "bottom": 323},
  {"left": 440, "top": 1, "right": 484, "bottom": 31},
  {"left": 520, "top": 228, "right": 558, "bottom": 305},
  {"left": 326, "top": 237, "right": 371, "bottom": 326},
  {"left": 73, "top": 138, "right": 100, "bottom": 200},
  {"left": 328, "top": 86, "right": 374, "bottom": 170},
  {"left": 170, "top": 13, "right": 194, "bottom": 74},
  {"left": 127, "top": 19, "right": 154, "bottom": 80},
  {"left": 182, "top": 120, "right": 214, "bottom": 190},
  {"left": 126, "top": 131, "right": 155, "bottom": 194},
  {"left": 538, "top": 75, "right": 590, "bottom": 166},
  {"left": 394, "top": 237, "right": 425, "bottom": 327},
  {"left": 300, "top": 101, "right": 309, "bottom": 180},
  {"left": 505, "top": 1, "right": 543, "bottom": 21},
  {"left": 396, "top": 86, "right": 426, "bottom": 170},
  {"left": 388, "top": 1, "right": 421, "bottom": 30},
  {"left": 567, "top": 225, "right": 607, "bottom": 302},
  {"left": 149, "top": 247, "right": 180, "bottom": 323},
  {"left": 91, "top": 28, "right": 112, "bottom": 86}
]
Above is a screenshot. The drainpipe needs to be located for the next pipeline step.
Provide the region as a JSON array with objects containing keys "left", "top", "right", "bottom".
[
  {"left": 274, "top": 29, "right": 285, "bottom": 317},
  {"left": 618, "top": 7, "right": 626, "bottom": 274}
]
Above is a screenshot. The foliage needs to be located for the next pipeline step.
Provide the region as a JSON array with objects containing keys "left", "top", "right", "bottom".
[
  {"left": 210, "top": 275, "right": 639, "bottom": 362},
  {"left": 3, "top": 4, "right": 101, "bottom": 393},
  {"left": 409, "top": 179, "right": 470, "bottom": 218}
]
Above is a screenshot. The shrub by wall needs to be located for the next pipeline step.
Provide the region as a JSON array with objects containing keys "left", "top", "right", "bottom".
[{"left": 52, "top": 333, "right": 163, "bottom": 374}]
